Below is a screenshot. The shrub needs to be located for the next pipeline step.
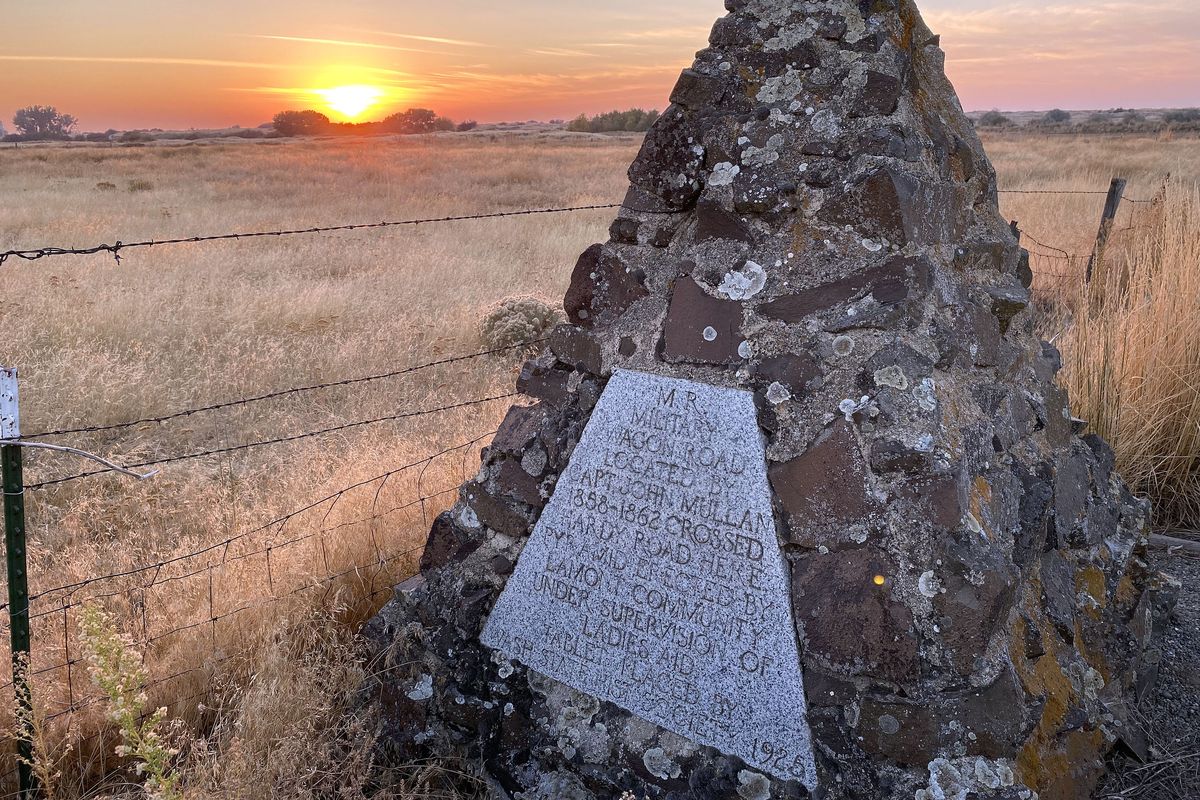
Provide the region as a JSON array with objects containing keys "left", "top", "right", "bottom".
[
  {"left": 456, "top": 120, "right": 479, "bottom": 132},
  {"left": 96, "top": 181, "right": 117, "bottom": 191},
  {"left": 1122, "top": 111, "right": 1146, "bottom": 126},
  {"left": 272, "top": 109, "right": 332, "bottom": 137},
  {"left": 480, "top": 296, "right": 560, "bottom": 351},
  {"left": 127, "top": 179, "right": 154, "bottom": 192},
  {"left": 977, "top": 110, "right": 1013, "bottom": 127},
  {"left": 1164, "top": 108, "right": 1200, "bottom": 124},
  {"left": 1039, "top": 108, "right": 1072, "bottom": 125},
  {"left": 119, "top": 130, "right": 155, "bottom": 143},
  {"left": 12, "top": 105, "right": 77, "bottom": 140}
]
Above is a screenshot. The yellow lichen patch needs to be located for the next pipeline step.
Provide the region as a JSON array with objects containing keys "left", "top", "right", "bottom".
[
  {"left": 1114, "top": 574, "right": 1140, "bottom": 611},
  {"left": 969, "top": 477, "right": 997, "bottom": 541},
  {"left": 1012, "top": 608, "right": 1079, "bottom": 791},
  {"left": 1076, "top": 565, "right": 1107, "bottom": 609}
]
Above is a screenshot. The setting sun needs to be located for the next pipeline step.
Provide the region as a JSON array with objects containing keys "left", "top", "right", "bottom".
[{"left": 316, "top": 84, "right": 384, "bottom": 120}]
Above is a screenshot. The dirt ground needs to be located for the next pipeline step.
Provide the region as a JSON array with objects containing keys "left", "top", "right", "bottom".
[{"left": 1097, "top": 548, "right": 1200, "bottom": 799}]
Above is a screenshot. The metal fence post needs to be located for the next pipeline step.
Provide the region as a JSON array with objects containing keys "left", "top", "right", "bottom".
[{"left": 1, "top": 367, "right": 37, "bottom": 799}]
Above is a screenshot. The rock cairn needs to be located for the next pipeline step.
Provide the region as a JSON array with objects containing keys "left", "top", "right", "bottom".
[{"left": 362, "top": 1, "right": 1174, "bottom": 798}]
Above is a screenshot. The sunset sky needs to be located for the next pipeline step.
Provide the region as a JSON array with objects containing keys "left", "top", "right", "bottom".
[{"left": 1, "top": 1, "right": 1196, "bottom": 131}]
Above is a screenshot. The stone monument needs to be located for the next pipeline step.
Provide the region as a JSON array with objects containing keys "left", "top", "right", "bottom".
[{"left": 361, "top": 1, "right": 1174, "bottom": 798}]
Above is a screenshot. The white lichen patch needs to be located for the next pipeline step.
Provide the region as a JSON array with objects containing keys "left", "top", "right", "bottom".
[
  {"left": 919, "top": 570, "right": 943, "bottom": 599},
  {"left": 839, "top": 396, "right": 871, "bottom": 420},
  {"left": 709, "top": 161, "right": 741, "bottom": 187},
  {"left": 642, "top": 747, "right": 680, "bottom": 781},
  {"left": 861, "top": 238, "right": 884, "bottom": 252},
  {"left": 913, "top": 378, "right": 938, "bottom": 411},
  {"left": 702, "top": 326, "right": 719, "bottom": 342},
  {"left": 874, "top": 366, "right": 910, "bottom": 391},
  {"left": 736, "top": 769, "right": 772, "bottom": 800},
  {"left": 766, "top": 382, "right": 792, "bottom": 405},
  {"left": 810, "top": 108, "right": 840, "bottom": 138},
  {"left": 833, "top": 335, "right": 855, "bottom": 357},
  {"left": 406, "top": 673, "right": 434, "bottom": 702},
  {"left": 755, "top": 66, "right": 806, "bottom": 105},
  {"left": 916, "top": 757, "right": 1020, "bottom": 800},
  {"left": 456, "top": 504, "right": 480, "bottom": 529},
  {"left": 742, "top": 134, "right": 786, "bottom": 167},
  {"left": 738, "top": 340, "right": 754, "bottom": 359},
  {"left": 719, "top": 260, "right": 768, "bottom": 300},
  {"left": 878, "top": 713, "right": 901, "bottom": 735}
]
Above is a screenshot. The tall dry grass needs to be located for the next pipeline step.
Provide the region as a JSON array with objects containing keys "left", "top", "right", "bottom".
[
  {"left": 0, "top": 130, "right": 1196, "bottom": 797},
  {"left": 1055, "top": 181, "right": 1200, "bottom": 530}
]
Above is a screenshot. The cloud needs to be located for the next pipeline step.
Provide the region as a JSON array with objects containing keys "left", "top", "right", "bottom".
[
  {"left": 251, "top": 35, "right": 434, "bottom": 54},
  {"left": 527, "top": 48, "right": 599, "bottom": 58},
  {"left": 354, "top": 30, "right": 487, "bottom": 48},
  {"left": 0, "top": 55, "right": 285, "bottom": 69}
]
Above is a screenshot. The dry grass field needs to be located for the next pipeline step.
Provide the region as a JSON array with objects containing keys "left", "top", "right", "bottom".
[{"left": 0, "top": 129, "right": 1197, "bottom": 797}]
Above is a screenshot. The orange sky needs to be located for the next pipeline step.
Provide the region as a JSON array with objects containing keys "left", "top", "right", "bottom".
[{"left": 1, "top": 1, "right": 1196, "bottom": 131}]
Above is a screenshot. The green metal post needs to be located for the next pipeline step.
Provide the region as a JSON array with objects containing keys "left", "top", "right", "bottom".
[{"left": 2, "top": 367, "right": 36, "bottom": 799}]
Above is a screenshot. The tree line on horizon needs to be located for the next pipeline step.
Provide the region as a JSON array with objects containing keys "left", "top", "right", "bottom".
[
  {"left": 567, "top": 108, "right": 660, "bottom": 133},
  {"left": 270, "top": 108, "right": 479, "bottom": 137},
  {"left": 0, "top": 104, "right": 481, "bottom": 142},
  {"left": 9, "top": 102, "right": 1200, "bottom": 143},
  {"left": 975, "top": 107, "right": 1200, "bottom": 130}
]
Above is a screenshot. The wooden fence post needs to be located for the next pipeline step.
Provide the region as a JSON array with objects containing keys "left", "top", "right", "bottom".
[{"left": 1085, "top": 177, "right": 1127, "bottom": 284}]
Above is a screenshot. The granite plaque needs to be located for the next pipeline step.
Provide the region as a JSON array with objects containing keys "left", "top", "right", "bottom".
[{"left": 482, "top": 369, "right": 817, "bottom": 787}]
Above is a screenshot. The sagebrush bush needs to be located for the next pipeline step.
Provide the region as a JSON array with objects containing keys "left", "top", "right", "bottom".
[
  {"left": 127, "top": 179, "right": 154, "bottom": 192},
  {"left": 80, "top": 605, "right": 181, "bottom": 800},
  {"left": 95, "top": 181, "right": 117, "bottom": 191},
  {"left": 479, "top": 296, "right": 560, "bottom": 350}
]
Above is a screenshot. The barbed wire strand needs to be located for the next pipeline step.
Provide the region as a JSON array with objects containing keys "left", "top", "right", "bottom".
[
  {"left": 25, "top": 429, "right": 495, "bottom": 602},
  {"left": 20, "top": 339, "right": 544, "bottom": 440},
  {"left": 25, "top": 394, "right": 514, "bottom": 490},
  {"left": 0, "top": 204, "right": 631, "bottom": 266}
]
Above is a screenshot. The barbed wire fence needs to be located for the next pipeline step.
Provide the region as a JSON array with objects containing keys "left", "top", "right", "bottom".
[{"left": 0, "top": 182, "right": 1168, "bottom": 797}]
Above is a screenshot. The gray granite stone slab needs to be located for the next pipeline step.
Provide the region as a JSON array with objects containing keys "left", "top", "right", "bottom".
[{"left": 482, "top": 369, "right": 817, "bottom": 788}]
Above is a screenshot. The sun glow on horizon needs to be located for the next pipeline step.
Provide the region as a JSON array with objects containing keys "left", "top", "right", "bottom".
[{"left": 316, "top": 84, "right": 384, "bottom": 120}]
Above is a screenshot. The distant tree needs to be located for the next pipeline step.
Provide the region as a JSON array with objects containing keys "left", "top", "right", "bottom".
[
  {"left": 0, "top": 121, "right": 5, "bottom": 137},
  {"left": 13, "top": 105, "right": 77, "bottom": 139},
  {"left": 1039, "top": 108, "right": 1072, "bottom": 125},
  {"left": 1164, "top": 108, "right": 1200, "bottom": 124},
  {"left": 381, "top": 108, "right": 455, "bottom": 134},
  {"left": 456, "top": 120, "right": 479, "bottom": 132},
  {"left": 272, "top": 109, "right": 332, "bottom": 137},
  {"left": 977, "top": 110, "right": 1012, "bottom": 127}
]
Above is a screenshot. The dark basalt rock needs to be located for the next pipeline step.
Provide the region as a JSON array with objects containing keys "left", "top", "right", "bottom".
[
  {"left": 660, "top": 275, "right": 743, "bottom": 364},
  {"left": 358, "top": 2, "right": 1174, "bottom": 799},
  {"left": 792, "top": 546, "right": 920, "bottom": 685}
]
